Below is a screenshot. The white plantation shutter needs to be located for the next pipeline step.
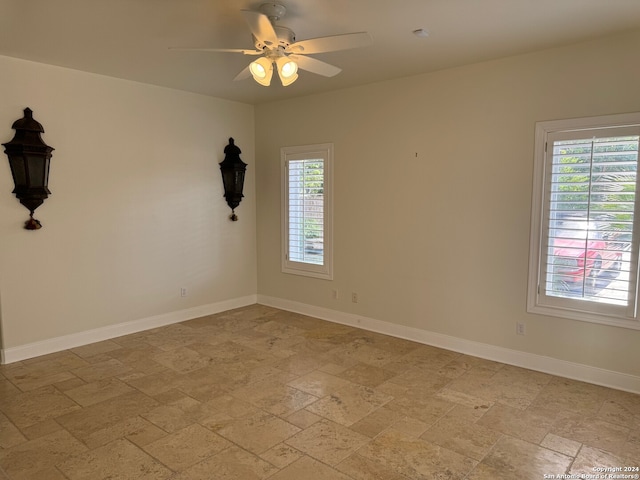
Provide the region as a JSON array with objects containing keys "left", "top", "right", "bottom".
[
  {"left": 282, "top": 144, "right": 333, "bottom": 279},
  {"left": 288, "top": 159, "right": 325, "bottom": 265},
  {"left": 528, "top": 113, "right": 640, "bottom": 329},
  {"left": 543, "top": 133, "right": 639, "bottom": 306}
]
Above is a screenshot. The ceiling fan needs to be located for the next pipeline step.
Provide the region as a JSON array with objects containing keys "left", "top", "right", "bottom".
[{"left": 171, "top": 3, "right": 373, "bottom": 87}]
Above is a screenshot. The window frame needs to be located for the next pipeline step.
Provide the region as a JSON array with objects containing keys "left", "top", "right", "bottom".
[
  {"left": 281, "top": 143, "right": 334, "bottom": 280},
  {"left": 527, "top": 112, "right": 640, "bottom": 330}
]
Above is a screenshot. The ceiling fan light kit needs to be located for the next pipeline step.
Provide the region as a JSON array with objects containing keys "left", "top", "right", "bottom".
[
  {"left": 275, "top": 56, "right": 298, "bottom": 86},
  {"left": 249, "top": 49, "right": 298, "bottom": 87},
  {"left": 172, "top": 3, "right": 372, "bottom": 87},
  {"left": 249, "top": 57, "right": 273, "bottom": 86}
]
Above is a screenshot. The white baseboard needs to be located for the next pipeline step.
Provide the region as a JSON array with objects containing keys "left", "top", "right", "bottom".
[
  {"left": 1, "top": 295, "right": 257, "bottom": 364},
  {"left": 257, "top": 295, "right": 640, "bottom": 394}
]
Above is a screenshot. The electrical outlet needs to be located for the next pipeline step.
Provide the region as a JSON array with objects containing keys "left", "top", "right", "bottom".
[
  {"left": 180, "top": 287, "right": 188, "bottom": 297},
  {"left": 516, "top": 322, "right": 526, "bottom": 335},
  {"left": 351, "top": 292, "right": 358, "bottom": 303},
  {"left": 331, "top": 289, "right": 339, "bottom": 300}
]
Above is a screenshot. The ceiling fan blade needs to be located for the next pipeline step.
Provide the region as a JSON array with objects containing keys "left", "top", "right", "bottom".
[
  {"left": 169, "top": 47, "right": 262, "bottom": 55},
  {"left": 289, "top": 55, "right": 341, "bottom": 77},
  {"left": 241, "top": 10, "right": 278, "bottom": 46},
  {"left": 287, "top": 32, "right": 372, "bottom": 54},
  {"left": 234, "top": 65, "right": 252, "bottom": 81}
]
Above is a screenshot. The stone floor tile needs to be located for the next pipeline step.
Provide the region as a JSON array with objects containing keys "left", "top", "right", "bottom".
[
  {"left": 305, "top": 383, "right": 393, "bottom": 426},
  {"left": 259, "top": 443, "right": 304, "bottom": 469},
  {"left": 124, "top": 369, "right": 185, "bottom": 396},
  {"left": 232, "top": 331, "right": 305, "bottom": 358},
  {"left": 252, "top": 319, "right": 308, "bottom": 338},
  {"left": 531, "top": 376, "right": 610, "bottom": 416},
  {"left": 53, "top": 376, "right": 87, "bottom": 392},
  {"left": 287, "top": 370, "right": 354, "bottom": 397},
  {"left": 466, "top": 463, "right": 522, "bottom": 480},
  {"left": 349, "top": 406, "right": 404, "bottom": 438},
  {"left": 421, "top": 413, "right": 501, "bottom": 461},
  {"left": 84, "top": 415, "right": 168, "bottom": 449},
  {"left": 217, "top": 411, "right": 300, "bottom": 454},
  {"left": 303, "top": 323, "right": 356, "bottom": 343},
  {"left": 346, "top": 331, "right": 421, "bottom": 356},
  {"left": 317, "top": 361, "right": 354, "bottom": 375},
  {"left": 1, "top": 365, "right": 77, "bottom": 392},
  {"left": 443, "top": 354, "right": 505, "bottom": 373},
  {"left": 268, "top": 455, "right": 354, "bottom": 480},
  {"left": 387, "top": 345, "right": 461, "bottom": 372},
  {"left": 173, "top": 367, "right": 233, "bottom": 402},
  {"left": 357, "top": 428, "right": 477, "bottom": 479},
  {"left": 4, "top": 466, "right": 67, "bottom": 480},
  {"left": 150, "top": 346, "right": 213, "bottom": 373},
  {"left": 141, "top": 403, "right": 198, "bottom": 433},
  {"left": 623, "top": 436, "right": 640, "bottom": 463},
  {"left": 336, "top": 362, "right": 399, "bottom": 388},
  {"left": 482, "top": 365, "right": 551, "bottom": 409},
  {"left": 388, "top": 368, "right": 453, "bottom": 391},
  {"left": 336, "top": 453, "right": 409, "bottom": 480},
  {"left": 143, "top": 324, "right": 205, "bottom": 351},
  {"left": 435, "top": 386, "right": 496, "bottom": 410},
  {"left": 550, "top": 415, "right": 630, "bottom": 453},
  {"left": 18, "top": 418, "right": 63, "bottom": 440},
  {"left": 0, "top": 376, "right": 21, "bottom": 402},
  {"left": 476, "top": 403, "right": 554, "bottom": 443},
  {"left": 606, "top": 388, "right": 640, "bottom": 416},
  {"left": 334, "top": 341, "right": 400, "bottom": 367},
  {"left": 446, "top": 403, "right": 492, "bottom": 422},
  {"left": 19, "top": 350, "right": 89, "bottom": 371},
  {"left": 71, "top": 358, "right": 132, "bottom": 382},
  {"left": 540, "top": 432, "right": 582, "bottom": 457},
  {"left": 0, "top": 385, "right": 81, "bottom": 429},
  {"left": 477, "top": 435, "right": 572, "bottom": 480},
  {"left": 385, "top": 387, "right": 456, "bottom": 425},
  {"left": 284, "top": 419, "right": 369, "bottom": 466},
  {"left": 271, "top": 352, "right": 333, "bottom": 376},
  {"left": 174, "top": 445, "right": 278, "bottom": 480},
  {"left": 55, "top": 390, "right": 159, "bottom": 440},
  {"left": 63, "top": 377, "right": 135, "bottom": 406},
  {"left": 391, "top": 414, "right": 431, "bottom": 438},
  {"left": 0, "top": 412, "right": 26, "bottom": 448},
  {"left": 245, "top": 384, "right": 319, "bottom": 417},
  {"left": 142, "top": 423, "right": 232, "bottom": 471},
  {"left": 285, "top": 408, "right": 323, "bottom": 428},
  {"left": 203, "top": 394, "right": 261, "bottom": 420},
  {"left": 569, "top": 445, "right": 629, "bottom": 475},
  {"left": 57, "top": 438, "right": 172, "bottom": 480},
  {"left": 0, "top": 306, "right": 637, "bottom": 480},
  {"left": 0, "top": 429, "right": 87, "bottom": 480},
  {"left": 597, "top": 398, "right": 640, "bottom": 429}
]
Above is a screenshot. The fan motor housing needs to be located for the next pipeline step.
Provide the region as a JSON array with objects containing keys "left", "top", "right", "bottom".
[{"left": 254, "top": 26, "right": 295, "bottom": 51}]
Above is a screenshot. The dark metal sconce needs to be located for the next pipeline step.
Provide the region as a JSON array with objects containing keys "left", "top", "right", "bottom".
[
  {"left": 3, "top": 108, "right": 54, "bottom": 230},
  {"left": 219, "top": 137, "right": 247, "bottom": 221}
]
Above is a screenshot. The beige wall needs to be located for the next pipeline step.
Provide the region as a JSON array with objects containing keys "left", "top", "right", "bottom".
[
  {"left": 2, "top": 29, "right": 639, "bottom": 380},
  {"left": 255, "top": 30, "right": 640, "bottom": 377},
  {"left": 0, "top": 55, "right": 256, "bottom": 351}
]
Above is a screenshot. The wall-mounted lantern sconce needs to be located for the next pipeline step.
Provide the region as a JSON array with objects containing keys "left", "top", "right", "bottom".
[
  {"left": 219, "top": 137, "right": 247, "bottom": 221},
  {"left": 3, "top": 108, "right": 54, "bottom": 230}
]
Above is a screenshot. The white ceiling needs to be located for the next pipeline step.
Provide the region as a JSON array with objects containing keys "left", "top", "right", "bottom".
[{"left": 2, "top": 0, "right": 640, "bottom": 105}]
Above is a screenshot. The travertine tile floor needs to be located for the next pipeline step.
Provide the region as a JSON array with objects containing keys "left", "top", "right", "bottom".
[{"left": 1, "top": 305, "right": 639, "bottom": 479}]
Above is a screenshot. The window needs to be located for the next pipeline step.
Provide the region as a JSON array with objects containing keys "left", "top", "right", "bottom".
[
  {"left": 528, "top": 112, "right": 640, "bottom": 329},
  {"left": 281, "top": 143, "right": 333, "bottom": 280}
]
